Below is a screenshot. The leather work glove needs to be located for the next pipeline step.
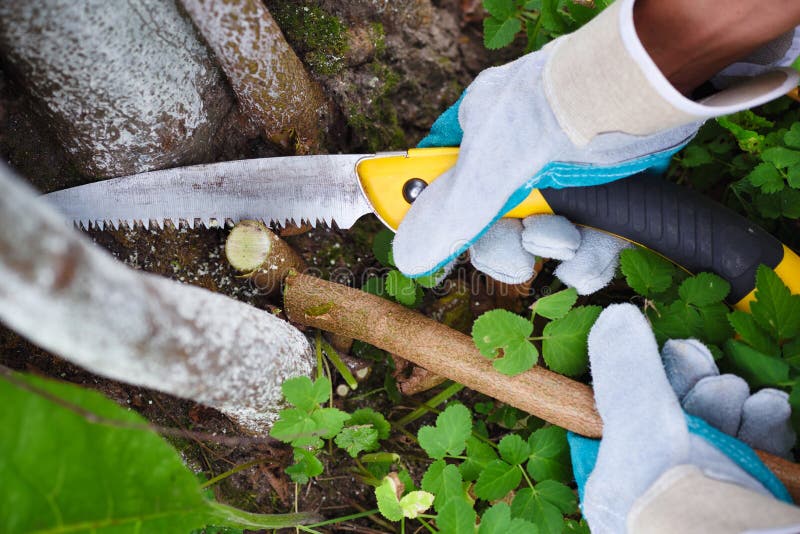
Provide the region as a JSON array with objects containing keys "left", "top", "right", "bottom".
[
  {"left": 569, "top": 304, "right": 798, "bottom": 533},
  {"left": 392, "top": 0, "right": 799, "bottom": 281}
]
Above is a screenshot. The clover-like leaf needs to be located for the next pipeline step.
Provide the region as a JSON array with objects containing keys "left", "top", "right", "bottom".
[
  {"left": 619, "top": 247, "right": 676, "bottom": 298},
  {"left": 473, "top": 309, "right": 538, "bottom": 376},
  {"left": 678, "top": 272, "right": 730, "bottom": 306},
  {"left": 499, "top": 434, "right": 530, "bottom": 466},
  {"left": 542, "top": 306, "right": 601, "bottom": 376},
  {"left": 281, "top": 376, "right": 330, "bottom": 411},
  {"left": 527, "top": 426, "right": 571, "bottom": 483},
  {"left": 335, "top": 425, "right": 379, "bottom": 457},
  {"left": 474, "top": 459, "right": 522, "bottom": 500},
  {"left": 417, "top": 404, "right": 472, "bottom": 459},
  {"left": 531, "top": 288, "right": 578, "bottom": 320}
]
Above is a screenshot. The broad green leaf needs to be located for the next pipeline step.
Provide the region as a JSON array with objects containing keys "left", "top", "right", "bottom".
[
  {"left": 619, "top": 247, "right": 676, "bottom": 298},
  {"left": 725, "top": 339, "right": 790, "bottom": 388},
  {"left": 1, "top": 373, "right": 313, "bottom": 533},
  {"left": 473, "top": 309, "right": 538, "bottom": 376},
  {"left": 531, "top": 288, "right": 578, "bottom": 320},
  {"left": 762, "top": 147, "right": 800, "bottom": 169},
  {"left": 474, "top": 459, "right": 522, "bottom": 500},
  {"left": 728, "top": 310, "right": 779, "bottom": 356},
  {"left": 510, "top": 487, "right": 563, "bottom": 534},
  {"left": 311, "top": 407, "right": 350, "bottom": 439},
  {"left": 417, "top": 403, "right": 472, "bottom": 459},
  {"left": 386, "top": 269, "right": 419, "bottom": 306},
  {"left": 680, "top": 145, "right": 713, "bottom": 167},
  {"left": 397, "top": 469, "right": 417, "bottom": 493},
  {"left": 499, "top": 434, "right": 530, "bottom": 465},
  {"left": 679, "top": 273, "right": 730, "bottom": 306},
  {"left": 695, "top": 302, "right": 734, "bottom": 346},
  {"left": 432, "top": 464, "right": 465, "bottom": 511},
  {"left": 281, "top": 376, "right": 329, "bottom": 411},
  {"left": 270, "top": 408, "right": 323, "bottom": 448},
  {"left": 751, "top": 265, "right": 800, "bottom": 340},
  {"left": 483, "top": 0, "right": 517, "bottom": 19},
  {"left": 416, "top": 267, "right": 446, "bottom": 289},
  {"left": 754, "top": 189, "right": 800, "bottom": 219},
  {"left": 437, "top": 498, "right": 477, "bottom": 534},
  {"left": 539, "top": 0, "right": 566, "bottom": 34},
  {"left": 460, "top": 436, "right": 499, "bottom": 482},
  {"left": 717, "top": 116, "right": 764, "bottom": 153},
  {"left": 535, "top": 480, "right": 577, "bottom": 514},
  {"left": 372, "top": 228, "right": 394, "bottom": 266},
  {"left": 527, "top": 426, "right": 571, "bottom": 483},
  {"left": 788, "top": 164, "right": 800, "bottom": 188},
  {"left": 648, "top": 300, "right": 700, "bottom": 345},
  {"left": 421, "top": 459, "right": 447, "bottom": 494},
  {"left": 348, "top": 408, "right": 391, "bottom": 439},
  {"left": 785, "top": 123, "right": 800, "bottom": 149},
  {"left": 335, "top": 425, "right": 379, "bottom": 457},
  {"left": 784, "top": 338, "right": 800, "bottom": 369},
  {"left": 399, "top": 491, "right": 434, "bottom": 519},
  {"left": 479, "top": 503, "right": 540, "bottom": 534},
  {"left": 484, "top": 16, "right": 522, "bottom": 49},
  {"left": 286, "top": 448, "right": 324, "bottom": 484},
  {"left": 542, "top": 306, "right": 601, "bottom": 376},
  {"left": 362, "top": 276, "right": 388, "bottom": 298},
  {"left": 746, "top": 162, "right": 784, "bottom": 193},
  {"left": 375, "top": 476, "right": 404, "bottom": 521}
]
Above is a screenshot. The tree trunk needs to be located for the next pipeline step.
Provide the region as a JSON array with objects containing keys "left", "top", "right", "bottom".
[
  {"left": 0, "top": 0, "right": 234, "bottom": 178},
  {"left": 0, "top": 163, "right": 314, "bottom": 433}
]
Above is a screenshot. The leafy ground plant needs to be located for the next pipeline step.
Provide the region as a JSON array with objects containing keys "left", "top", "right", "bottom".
[
  {"left": 472, "top": 287, "right": 600, "bottom": 376},
  {"left": 482, "top": 0, "right": 611, "bottom": 51}
]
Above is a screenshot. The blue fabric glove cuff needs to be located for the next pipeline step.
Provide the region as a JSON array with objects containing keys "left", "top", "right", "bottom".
[{"left": 568, "top": 413, "right": 792, "bottom": 505}]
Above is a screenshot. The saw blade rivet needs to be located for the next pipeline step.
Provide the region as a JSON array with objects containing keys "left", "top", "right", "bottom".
[{"left": 402, "top": 178, "right": 427, "bottom": 204}]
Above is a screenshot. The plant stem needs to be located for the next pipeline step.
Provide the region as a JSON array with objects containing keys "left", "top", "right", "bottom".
[
  {"left": 305, "top": 509, "right": 380, "bottom": 528},
  {"left": 395, "top": 382, "right": 465, "bottom": 427},
  {"left": 321, "top": 339, "right": 359, "bottom": 390},
  {"left": 200, "top": 457, "right": 271, "bottom": 489}
]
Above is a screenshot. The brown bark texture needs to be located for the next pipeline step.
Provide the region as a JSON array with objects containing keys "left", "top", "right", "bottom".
[
  {"left": 284, "top": 273, "right": 800, "bottom": 501},
  {"left": 0, "top": 0, "right": 234, "bottom": 178},
  {"left": 0, "top": 163, "right": 315, "bottom": 433},
  {"left": 179, "top": 0, "right": 335, "bottom": 152}
]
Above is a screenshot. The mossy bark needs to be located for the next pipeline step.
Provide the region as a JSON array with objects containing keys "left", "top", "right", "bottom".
[{"left": 179, "top": 0, "right": 336, "bottom": 153}]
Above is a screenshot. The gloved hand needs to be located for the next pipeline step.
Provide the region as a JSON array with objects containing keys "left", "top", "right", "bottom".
[
  {"left": 569, "top": 304, "right": 795, "bottom": 533},
  {"left": 393, "top": 0, "right": 799, "bottom": 280}
]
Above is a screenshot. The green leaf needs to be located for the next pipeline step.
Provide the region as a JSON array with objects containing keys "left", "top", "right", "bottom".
[
  {"left": 678, "top": 273, "right": 730, "bottom": 306},
  {"left": 399, "top": 491, "right": 435, "bottom": 519},
  {"left": 2, "top": 373, "right": 313, "bottom": 533},
  {"left": 362, "top": 276, "right": 388, "bottom": 297},
  {"left": 484, "top": 16, "right": 522, "bottom": 49},
  {"left": 281, "top": 376, "right": 330, "bottom": 411},
  {"left": 473, "top": 309, "right": 538, "bottom": 376},
  {"left": 416, "top": 268, "right": 446, "bottom": 289},
  {"left": 747, "top": 161, "right": 785, "bottom": 193},
  {"left": 385, "top": 269, "right": 419, "bottom": 306},
  {"left": 483, "top": 0, "right": 517, "bottom": 19},
  {"left": 270, "top": 408, "right": 323, "bottom": 448},
  {"left": 787, "top": 163, "right": 800, "bottom": 188},
  {"left": 510, "top": 487, "right": 563, "bottom": 534},
  {"left": 535, "top": 480, "right": 577, "bottom": 514},
  {"left": 526, "top": 426, "right": 571, "bottom": 483},
  {"left": 531, "top": 288, "right": 578, "bottom": 319},
  {"left": 680, "top": 145, "right": 713, "bottom": 167},
  {"left": 728, "top": 309, "right": 779, "bottom": 356},
  {"left": 499, "top": 433, "right": 530, "bottom": 465},
  {"left": 725, "top": 339, "right": 790, "bottom": 388},
  {"left": 372, "top": 228, "right": 394, "bottom": 266},
  {"left": 375, "top": 476, "right": 404, "bottom": 521},
  {"left": 619, "top": 247, "right": 676, "bottom": 298},
  {"left": 539, "top": 0, "right": 566, "bottom": 34},
  {"left": 421, "top": 459, "right": 447, "bottom": 493},
  {"left": 348, "top": 408, "right": 391, "bottom": 439},
  {"left": 784, "top": 123, "right": 800, "bottom": 149},
  {"left": 474, "top": 459, "right": 522, "bottom": 500},
  {"left": 432, "top": 464, "right": 465, "bottom": 511},
  {"left": 695, "top": 302, "right": 734, "bottom": 346},
  {"left": 754, "top": 189, "right": 800, "bottom": 219},
  {"left": 762, "top": 147, "right": 800, "bottom": 169},
  {"left": 717, "top": 116, "right": 764, "bottom": 154},
  {"left": 335, "top": 425, "right": 379, "bottom": 457},
  {"left": 311, "top": 407, "right": 350, "bottom": 439},
  {"left": 437, "top": 498, "right": 477, "bottom": 534},
  {"left": 417, "top": 403, "right": 472, "bottom": 459},
  {"left": 542, "top": 306, "right": 601, "bottom": 376},
  {"left": 648, "top": 300, "right": 701, "bottom": 345},
  {"left": 751, "top": 265, "right": 800, "bottom": 340},
  {"left": 286, "top": 448, "right": 324, "bottom": 484},
  {"left": 479, "top": 503, "right": 540, "bottom": 534},
  {"left": 460, "top": 436, "right": 499, "bottom": 482}
]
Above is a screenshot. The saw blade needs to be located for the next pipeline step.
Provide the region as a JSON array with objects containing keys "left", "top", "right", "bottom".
[{"left": 43, "top": 154, "right": 373, "bottom": 229}]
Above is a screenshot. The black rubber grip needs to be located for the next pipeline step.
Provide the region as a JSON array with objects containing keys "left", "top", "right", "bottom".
[{"left": 539, "top": 174, "right": 784, "bottom": 302}]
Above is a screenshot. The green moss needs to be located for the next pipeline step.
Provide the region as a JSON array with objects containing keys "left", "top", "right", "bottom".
[
  {"left": 370, "top": 22, "right": 386, "bottom": 57},
  {"left": 269, "top": 1, "right": 348, "bottom": 76},
  {"left": 346, "top": 62, "right": 406, "bottom": 152}
]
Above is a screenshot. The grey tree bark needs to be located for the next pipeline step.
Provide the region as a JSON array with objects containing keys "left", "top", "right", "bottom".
[{"left": 0, "top": 163, "right": 314, "bottom": 433}]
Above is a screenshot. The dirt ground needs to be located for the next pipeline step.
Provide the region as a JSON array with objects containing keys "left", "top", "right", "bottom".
[{"left": 0, "top": 1, "right": 529, "bottom": 531}]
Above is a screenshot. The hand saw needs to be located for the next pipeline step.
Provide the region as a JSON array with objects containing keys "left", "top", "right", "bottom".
[{"left": 43, "top": 146, "right": 800, "bottom": 310}]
